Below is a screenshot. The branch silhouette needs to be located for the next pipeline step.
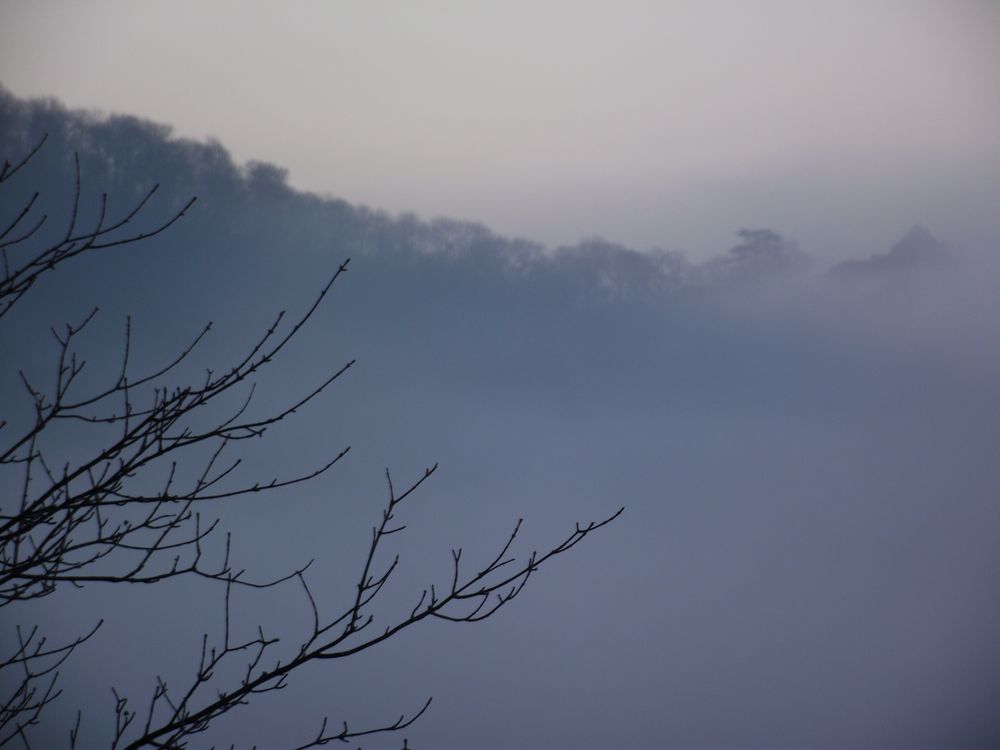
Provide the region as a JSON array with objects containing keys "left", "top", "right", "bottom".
[{"left": 0, "top": 137, "right": 622, "bottom": 749}]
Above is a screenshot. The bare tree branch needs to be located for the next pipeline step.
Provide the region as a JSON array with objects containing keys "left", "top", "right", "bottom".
[{"left": 0, "top": 135, "right": 622, "bottom": 750}]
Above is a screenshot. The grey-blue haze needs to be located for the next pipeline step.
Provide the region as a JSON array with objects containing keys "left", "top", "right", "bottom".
[{"left": 1, "top": 85, "right": 999, "bottom": 748}]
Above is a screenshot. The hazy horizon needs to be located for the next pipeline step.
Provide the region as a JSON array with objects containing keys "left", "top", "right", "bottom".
[{"left": 2, "top": 1, "right": 998, "bottom": 259}]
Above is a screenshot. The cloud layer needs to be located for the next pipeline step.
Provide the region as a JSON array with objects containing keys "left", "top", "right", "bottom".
[{"left": 2, "top": 91, "right": 999, "bottom": 749}]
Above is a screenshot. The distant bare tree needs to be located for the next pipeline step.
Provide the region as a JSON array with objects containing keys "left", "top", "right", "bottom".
[{"left": 0, "top": 138, "right": 622, "bottom": 749}]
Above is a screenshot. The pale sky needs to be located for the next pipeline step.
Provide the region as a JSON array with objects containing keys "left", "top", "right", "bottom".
[{"left": 2, "top": 0, "right": 999, "bottom": 258}]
